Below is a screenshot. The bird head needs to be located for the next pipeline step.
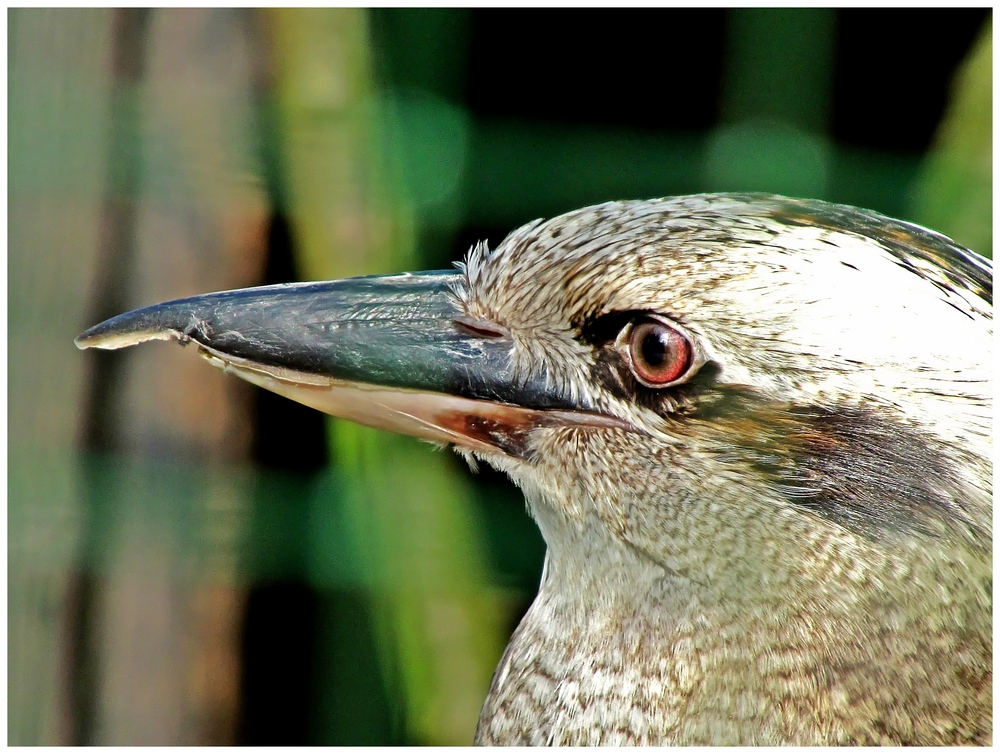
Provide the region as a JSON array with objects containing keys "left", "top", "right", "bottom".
[{"left": 77, "top": 193, "right": 992, "bottom": 606}]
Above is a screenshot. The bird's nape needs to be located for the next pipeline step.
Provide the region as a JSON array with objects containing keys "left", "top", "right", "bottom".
[{"left": 77, "top": 193, "right": 992, "bottom": 745}]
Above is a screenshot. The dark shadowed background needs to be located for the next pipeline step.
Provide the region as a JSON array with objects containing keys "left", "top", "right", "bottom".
[{"left": 8, "top": 8, "right": 991, "bottom": 745}]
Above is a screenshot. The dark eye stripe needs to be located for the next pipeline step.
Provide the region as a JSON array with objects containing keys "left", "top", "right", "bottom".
[{"left": 576, "top": 310, "right": 634, "bottom": 347}]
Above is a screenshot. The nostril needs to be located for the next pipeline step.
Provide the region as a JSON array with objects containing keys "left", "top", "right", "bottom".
[{"left": 453, "top": 316, "right": 509, "bottom": 339}]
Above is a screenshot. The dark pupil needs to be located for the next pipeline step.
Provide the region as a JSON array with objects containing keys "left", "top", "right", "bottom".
[{"left": 641, "top": 329, "right": 667, "bottom": 367}]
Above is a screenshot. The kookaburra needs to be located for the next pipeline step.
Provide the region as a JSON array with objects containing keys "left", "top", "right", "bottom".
[{"left": 77, "top": 194, "right": 991, "bottom": 745}]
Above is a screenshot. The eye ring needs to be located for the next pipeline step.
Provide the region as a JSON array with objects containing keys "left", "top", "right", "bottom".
[{"left": 619, "top": 315, "right": 697, "bottom": 388}]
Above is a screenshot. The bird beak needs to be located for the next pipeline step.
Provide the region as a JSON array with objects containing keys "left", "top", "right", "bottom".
[{"left": 75, "top": 270, "right": 626, "bottom": 456}]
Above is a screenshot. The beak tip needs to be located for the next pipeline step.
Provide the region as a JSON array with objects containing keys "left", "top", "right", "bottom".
[
  {"left": 75, "top": 293, "right": 214, "bottom": 351},
  {"left": 74, "top": 319, "right": 180, "bottom": 351}
]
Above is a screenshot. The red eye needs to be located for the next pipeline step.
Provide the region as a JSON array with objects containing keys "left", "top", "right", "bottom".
[{"left": 627, "top": 318, "right": 693, "bottom": 386}]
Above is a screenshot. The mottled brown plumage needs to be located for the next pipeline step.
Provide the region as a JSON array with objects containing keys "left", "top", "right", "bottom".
[{"left": 78, "top": 194, "right": 992, "bottom": 744}]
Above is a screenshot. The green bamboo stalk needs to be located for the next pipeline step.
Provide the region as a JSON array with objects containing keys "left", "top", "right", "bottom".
[
  {"left": 266, "top": 8, "right": 507, "bottom": 744},
  {"left": 909, "top": 20, "right": 992, "bottom": 257}
]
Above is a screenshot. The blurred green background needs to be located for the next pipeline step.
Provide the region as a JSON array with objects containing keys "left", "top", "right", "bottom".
[{"left": 8, "top": 8, "right": 991, "bottom": 745}]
